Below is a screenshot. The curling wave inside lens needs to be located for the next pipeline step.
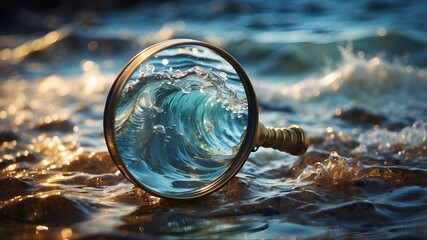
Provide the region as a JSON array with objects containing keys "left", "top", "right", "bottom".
[{"left": 114, "top": 46, "right": 248, "bottom": 196}]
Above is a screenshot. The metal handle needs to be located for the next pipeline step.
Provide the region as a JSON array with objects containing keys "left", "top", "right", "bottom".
[{"left": 255, "top": 123, "right": 309, "bottom": 155}]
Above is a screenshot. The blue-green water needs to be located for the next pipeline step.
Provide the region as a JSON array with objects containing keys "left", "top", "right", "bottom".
[
  {"left": 1, "top": 0, "right": 427, "bottom": 239},
  {"left": 114, "top": 45, "right": 248, "bottom": 197}
]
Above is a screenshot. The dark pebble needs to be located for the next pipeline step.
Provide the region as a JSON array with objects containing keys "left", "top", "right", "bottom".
[
  {"left": 15, "top": 151, "right": 40, "bottom": 163},
  {"left": 261, "top": 206, "right": 281, "bottom": 216},
  {"left": 218, "top": 177, "right": 254, "bottom": 200},
  {"left": 334, "top": 106, "right": 387, "bottom": 126},
  {"left": 353, "top": 179, "right": 367, "bottom": 187},
  {"left": 0, "top": 159, "right": 15, "bottom": 170},
  {"left": 353, "top": 178, "right": 392, "bottom": 194},
  {"left": 0, "top": 177, "right": 34, "bottom": 192},
  {"left": 33, "top": 119, "right": 74, "bottom": 132},
  {"left": 0, "top": 131, "right": 20, "bottom": 144},
  {"left": 111, "top": 187, "right": 155, "bottom": 205},
  {"left": 1, "top": 194, "right": 90, "bottom": 225}
]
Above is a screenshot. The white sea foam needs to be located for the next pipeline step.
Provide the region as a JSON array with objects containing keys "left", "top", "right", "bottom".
[
  {"left": 352, "top": 121, "right": 427, "bottom": 153},
  {"left": 255, "top": 46, "right": 427, "bottom": 108}
]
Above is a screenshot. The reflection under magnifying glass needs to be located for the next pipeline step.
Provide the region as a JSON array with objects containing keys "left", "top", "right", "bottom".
[{"left": 104, "top": 39, "right": 309, "bottom": 199}]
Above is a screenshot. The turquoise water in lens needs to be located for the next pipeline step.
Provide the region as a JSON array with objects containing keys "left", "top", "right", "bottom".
[
  {"left": 1, "top": 0, "right": 427, "bottom": 239},
  {"left": 114, "top": 45, "right": 248, "bottom": 196}
]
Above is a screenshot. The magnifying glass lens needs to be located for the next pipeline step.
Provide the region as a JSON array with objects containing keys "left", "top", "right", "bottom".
[{"left": 106, "top": 41, "right": 255, "bottom": 199}]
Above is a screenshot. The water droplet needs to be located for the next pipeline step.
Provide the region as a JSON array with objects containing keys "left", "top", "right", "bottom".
[
  {"left": 194, "top": 66, "right": 209, "bottom": 78},
  {"left": 146, "top": 64, "right": 155, "bottom": 73},
  {"left": 161, "top": 59, "right": 169, "bottom": 65},
  {"left": 173, "top": 69, "right": 184, "bottom": 78},
  {"left": 181, "top": 82, "right": 191, "bottom": 93},
  {"left": 153, "top": 125, "right": 166, "bottom": 134},
  {"left": 329, "top": 151, "right": 340, "bottom": 162},
  {"left": 194, "top": 66, "right": 203, "bottom": 75}
]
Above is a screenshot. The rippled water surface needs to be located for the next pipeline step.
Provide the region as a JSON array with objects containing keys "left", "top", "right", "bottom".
[{"left": 1, "top": 0, "right": 427, "bottom": 239}]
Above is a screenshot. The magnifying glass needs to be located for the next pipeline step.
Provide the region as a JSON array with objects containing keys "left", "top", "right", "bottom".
[{"left": 104, "top": 39, "right": 309, "bottom": 199}]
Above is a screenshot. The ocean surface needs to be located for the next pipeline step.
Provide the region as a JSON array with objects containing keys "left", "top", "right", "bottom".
[{"left": 1, "top": 0, "right": 427, "bottom": 239}]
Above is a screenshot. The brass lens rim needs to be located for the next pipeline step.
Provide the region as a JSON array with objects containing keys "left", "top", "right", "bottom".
[{"left": 103, "top": 39, "right": 259, "bottom": 199}]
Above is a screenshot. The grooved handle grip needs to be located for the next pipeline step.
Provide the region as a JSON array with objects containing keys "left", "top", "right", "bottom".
[{"left": 256, "top": 123, "right": 309, "bottom": 155}]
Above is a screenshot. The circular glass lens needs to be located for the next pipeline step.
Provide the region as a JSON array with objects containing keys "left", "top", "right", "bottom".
[{"left": 111, "top": 43, "right": 249, "bottom": 197}]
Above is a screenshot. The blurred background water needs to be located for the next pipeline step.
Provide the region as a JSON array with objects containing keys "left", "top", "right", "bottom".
[{"left": 1, "top": 0, "right": 427, "bottom": 239}]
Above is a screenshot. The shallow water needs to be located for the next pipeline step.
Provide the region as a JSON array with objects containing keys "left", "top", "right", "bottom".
[{"left": 1, "top": 0, "right": 427, "bottom": 239}]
